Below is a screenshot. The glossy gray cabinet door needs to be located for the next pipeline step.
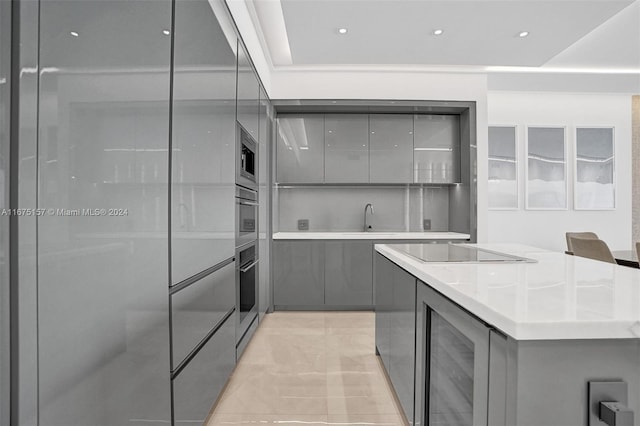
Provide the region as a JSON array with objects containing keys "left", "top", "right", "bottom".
[
  {"left": 273, "top": 241, "right": 324, "bottom": 306},
  {"left": 374, "top": 253, "right": 394, "bottom": 373},
  {"left": 171, "top": 0, "right": 237, "bottom": 284},
  {"left": 173, "top": 313, "right": 235, "bottom": 426},
  {"left": 237, "top": 43, "right": 259, "bottom": 141},
  {"left": 324, "top": 114, "right": 369, "bottom": 183},
  {"left": 171, "top": 262, "right": 235, "bottom": 369},
  {"left": 325, "top": 241, "right": 373, "bottom": 306},
  {"left": 414, "top": 114, "right": 460, "bottom": 183},
  {"left": 0, "top": 2, "right": 9, "bottom": 423},
  {"left": 389, "top": 264, "right": 416, "bottom": 424},
  {"left": 258, "top": 86, "right": 271, "bottom": 318},
  {"left": 369, "top": 114, "right": 413, "bottom": 183},
  {"left": 276, "top": 115, "right": 325, "bottom": 183},
  {"left": 37, "top": 1, "right": 172, "bottom": 424}
]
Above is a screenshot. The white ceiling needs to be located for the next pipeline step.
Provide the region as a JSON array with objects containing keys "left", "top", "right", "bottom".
[{"left": 249, "top": 0, "right": 640, "bottom": 73}]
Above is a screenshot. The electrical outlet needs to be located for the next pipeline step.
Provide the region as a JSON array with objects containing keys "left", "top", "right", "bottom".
[
  {"left": 423, "top": 219, "right": 431, "bottom": 230},
  {"left": 298, "top": 219, "right": 309, "bottom": 231}
]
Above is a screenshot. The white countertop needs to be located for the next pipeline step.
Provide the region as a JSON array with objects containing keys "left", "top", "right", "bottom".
[
  {"left": 376, "top": 242, "right": 640, "bottom": 341},
  {"left": 273, "top": 231, "right": 471, "bottom": 240}
]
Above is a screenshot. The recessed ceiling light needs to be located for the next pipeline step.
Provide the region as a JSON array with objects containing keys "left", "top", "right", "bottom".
[
  {"left": 338, "top": 28, "right": 348, "bottom": 35},
  {"left": 162, "top": 29, "right": 170, "bottom": 36},
  {"left": 70, "top": 31, "right": 79, "bottom": 37},
  {"left": 518, "top": 31, "right": 529, "bottom": 38},
  {"left": 433, "top": 29, "right": 444, "bottom": 36}
]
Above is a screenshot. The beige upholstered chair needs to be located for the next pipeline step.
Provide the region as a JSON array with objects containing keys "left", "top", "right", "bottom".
[
  {"left": 565, "top": 232, "right": 599, "bottom": 255},
  {"left": 570, "top": 237, "right": 616, "bottom": 264}
]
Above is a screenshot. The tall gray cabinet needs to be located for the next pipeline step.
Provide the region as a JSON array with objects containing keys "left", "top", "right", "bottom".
[{"left": 169, "top": 0, "right": 238, "bottom": 424}]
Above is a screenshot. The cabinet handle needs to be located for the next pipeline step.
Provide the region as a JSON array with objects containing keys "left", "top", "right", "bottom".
[
  {"left": 240, "top": 259, "right": 259, "bottom": 273},
  {"left": 599, "top": 402, "right": 634, "bottom": 426},
  {"left": 239, "top": 201, "right": 258, "bottom": 206}
]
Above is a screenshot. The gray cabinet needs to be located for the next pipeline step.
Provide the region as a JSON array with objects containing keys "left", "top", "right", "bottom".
[
  {"left": 377, "top": 254, "right": 494, "bottom": 426},
  {"left": 236, "top": 42, "right": 259, "bottom": 140},
  {"left": 273, "top": 241, "right": 325, "bottom": 306},
  {"left": 374, "top": 254, "right": 394, "bottom": 373},
  {"left": 173, "top": 313, "right": 235, "bottom": 426},
  {"left": 170, "top": 261, "right": 235, "bottom": 369},
  {"left": 324, "top": 241, "right": 373, "bottom": 306},
  {"left": 171, "top": 0, "right": 237, "bottom": 284},
  {"left": 276, "top": 115, "right": 325, "bottom": 183},
  {"left": 275, "top": 113, "right": 464, "bottom": 185},
  {"left": 324, "top": 114, "right": 369, "bottom": 183},
  {"left": 389, "top": 265, "right": 416, "bottom": 424},
  {"left": 369, "top": 114, "right": 414, "bottom": 183},
  {"left": 414, "top": 114, "right": 460, "bottom": 183},
  {"left": 375, "top": 253, "right": 417, "bottom": 422}
]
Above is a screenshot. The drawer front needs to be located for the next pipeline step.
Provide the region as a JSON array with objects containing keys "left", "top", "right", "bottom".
[
  {"left": 171, "top": 261, "right": 235, "bottom": 368},
  {"left": 173, "top": 314, "right": 235, "bottom": 426}
]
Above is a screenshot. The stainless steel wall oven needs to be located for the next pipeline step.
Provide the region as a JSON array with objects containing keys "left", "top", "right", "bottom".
[
  {"left": 235, "top": 186, "right": 257, "bottom": 247},
  {"left": 236, "top": 242, "right": 258, "bottom": 342}
]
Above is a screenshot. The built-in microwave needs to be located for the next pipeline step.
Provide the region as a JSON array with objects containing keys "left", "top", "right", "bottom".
[{"left": 237, "top": 123, "right": 257, "bottom": 190}]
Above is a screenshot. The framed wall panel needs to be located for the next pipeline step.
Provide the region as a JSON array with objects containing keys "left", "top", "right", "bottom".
[
  {"left": 574, "top": 127, "right": 615, "bottom": 210},
  {"left": 525, "top": 126, "right": 567, "bottom": 210},
  {"left": 488, "top": 126, "right": 518, "bottom": 210}
]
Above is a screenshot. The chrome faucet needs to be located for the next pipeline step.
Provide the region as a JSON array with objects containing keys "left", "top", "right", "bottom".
[{"left": 363, "top": 203, "right": 374, "bottom": 232}]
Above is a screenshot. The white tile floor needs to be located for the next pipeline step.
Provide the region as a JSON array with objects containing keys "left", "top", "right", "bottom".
[{"left": 207, "top": 311, "right": 408, "bottom": 425}]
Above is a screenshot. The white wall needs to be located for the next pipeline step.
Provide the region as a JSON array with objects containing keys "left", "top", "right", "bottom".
[{"left": 487, "top": 91, "right": 633, "bottom": 252}]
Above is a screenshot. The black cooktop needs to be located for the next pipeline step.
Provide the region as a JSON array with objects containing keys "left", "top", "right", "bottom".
[{"left": 388, "top": 243, "right": 536, "bottom": 263}]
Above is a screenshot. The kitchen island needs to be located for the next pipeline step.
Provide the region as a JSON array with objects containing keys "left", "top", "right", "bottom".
[{"left": 375, "top": 243, "right": 640, "bottom": 426}]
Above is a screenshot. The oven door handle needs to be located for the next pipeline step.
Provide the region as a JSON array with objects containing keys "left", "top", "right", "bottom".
[
  {"left": 238, "top": 201, "right": 259, "bottom": 206},
  {"left": 239, "top": 259, "right": 259, "bottom": 273}
]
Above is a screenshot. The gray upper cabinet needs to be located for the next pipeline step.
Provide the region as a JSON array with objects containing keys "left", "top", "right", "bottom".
[
  {"left": 236, "top": 42, "right": 259, "bottom": 140},
  {"left": 324, "top": 114, "right": 369, "bottom": 183},
  {"left": 414, "top": 114, "right": 460, "bottom": 183},
  {"left": 324, "top": 241, "right": 373, "bottom": 306},
  {"left": 369, "top": 114, "right": 413, "bottom": 183},
  {"left": 276, "top": 115, "right": 325, "bottom": 183}
]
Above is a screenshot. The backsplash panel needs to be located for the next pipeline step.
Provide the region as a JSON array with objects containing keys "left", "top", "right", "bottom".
[{"left": 277, "top": 186, "right": 449, "bottom": 232}]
